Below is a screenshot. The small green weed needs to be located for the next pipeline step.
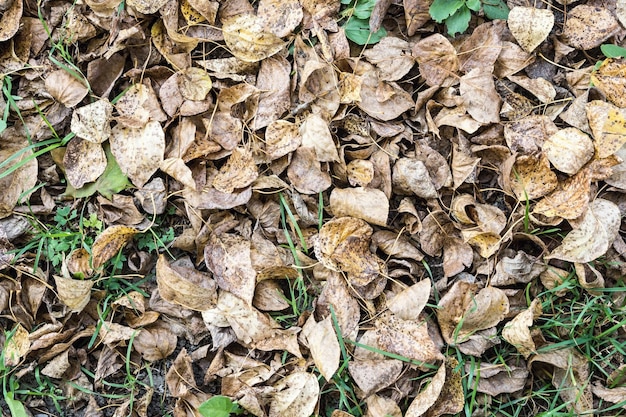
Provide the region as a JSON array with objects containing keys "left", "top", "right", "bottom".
[
  {"left": 340, "top": 0, "right": 387, "bottom": 45},
  {"left": 429, "top": 0, "right": 509, "bottom": 36},
  {"left": 198, "top": 395, "right": 243, "bottom": 417}
]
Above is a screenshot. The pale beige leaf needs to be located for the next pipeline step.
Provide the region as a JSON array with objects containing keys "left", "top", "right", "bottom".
[
  {"left": 591, "top": 57, "right": 626, "bottom": 108},
  {"left": 41, "top": 350, "right": 70, "bottom": 378},
  {"left": 507, "top": 7, "right": 554, "bottom": 53},
  {"left": 100, "top": 322, "right": 135, "bottom": 345},
  {"left": 375, "top": 312, "right": 444, "bottom": 364},
  {"left": 592, "top": 384, "right": 626, "bottom": 409},
  {"left": 156, "top": 255, "right": 217, "bottom": 311},
  {"left": 329, "top": 187, "right": 389, "bottom": 227},
  {"left": 474, "top": 363, "right": 528, "bottom": 396},
  {"left": 502, "top": 299, "right": 541, "bottom": 358},
  {"left": 222, "top": 14, "right": 285, "bottom": 63},
  {"left": 405, "top": 362, "right": 446, "bottom": 417},
  {"left": 287, "top": 147, "right": 332, "bottom": 194},
  {"left": 316, "top": 271, "right": 360, "bottom": 341},
  {"left": 301, "top": 315, "right": 340, "bottom": 381},
  {"left": 91, "top": 226, "right": 139, "bottom": 269},
  {"left": 0, "top": 0, "right": 22, "bottom": 41},
  {"left": 70, "top": 99, "right": 113, "bottom": 144},
  {"left": 533, "top": 168, "right": 591, "bottom": 219},
  {"left": 362, "top": 37, "right": 414, "bottom": 81},
  {"left": 443, "top": 237, "right": 473, "bottom": 278},
  {"left": 458, "top": 20, "right": 504, "bottom": 74},
  {"left": 546, "top": 199, "right": 621, "bottom": 263},
  {"left": 561, "top": 5, "right": 619, "bottom": 50},
  {"left": 460, "top": 68, "right": 500, "bottom": 124},
  {"left": 387, "top": 279, "right": 430, "bottom": 321},
  {"left": 63, "top": 138, "right": 107, "bottom": 189},
  {"left": 110, "top": 121, "right": 165, "bottom": 188},
  {"left": 178, "top": 67, "right": 212, "bottom": 101},
  {"left": 45, "top": 70, "right": 89, "bottom": 108},
  {"left": 461, "top": 230, "right": 502, "bottom": 259},
  {"left": 543, "top": 128, "right": 594, "bottom": 175},
  {"left": 372, "top": 230, "right": 423, "bottom": 262},
  {"left": 300, "top": 114, "right": 340, "bottom": 162},
  {"left": 269, "top": 372, "right": 319, "bottom": 417},
  {"left": 212, "top": 147, "right": 259, "bottom": 193},
  {"left": 204, "top": 233, "right": 256, "bottom": 305},
  {"left": 347, "top": 159, "right": 375, "bottom": 187},
  {"left": 133, "top": 325, "right": 177, "bottom": 362},
  {"left": 159, "top": 158, "right": 196, "bottom": 190},
  {"left": 126, "top": 0, "right": 167, "bottom": 14},
  {"left": 257, "top": 0, "right": 303, "bottom": 38},
  {"left": 364, "top": 394, "right": 402, "bottom": 417},
  {"left": 254, "top": 56, "right": 291, "bottom": 130},
  {"left": 53, "top": 275, "right": 94, "bottom": 313},
  {"left": 392, "top": 158, "right": 437, "bottom": 199},
  {"left": 0, "top": 133, "right": 38, "bottom": 219},
  {"left": 253, "top": 280, "right": 290, "bottom": 311},
  {"left": 3, "top": 323, "right": 29, "bottom": 367},
  {"left": 504, "top": 115, "right": 558, "bottom": 154},
  {"left": 348, "top": 359, "right": 403, "bottom": 396},
  {"left": 424, "top": 358, "right": 465, "bottom": 417}
]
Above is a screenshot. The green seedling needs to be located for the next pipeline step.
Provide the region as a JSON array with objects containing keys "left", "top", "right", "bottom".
[
  {"left": 429, "top": 0, "right": 509, "bottom": 36},
  {"left": 198, "top": 396, "right": 243, "bottom": 417},
  {"left": 340, "top": 0, "right": 387, "bottom": 45}
]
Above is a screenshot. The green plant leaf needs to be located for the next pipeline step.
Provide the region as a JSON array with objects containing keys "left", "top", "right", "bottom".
[
  {"left": 0, "top": 120, "right": 6, "bottom": 135},
  {"left": 429, "top": 0, "right": 465, "bottom": 23},
  {"left": 343, "top": 18, "right": 387, "bottom": 45},
  {"left": 482, "top": 0, "right": 509, "bottom": 20},
  {"left": 601, "top": 44, "right": 626, "bottom": 58},
  {"left": 467, "top": 0, "right": 481, "bottom": 12},
  {"left": 4, "top": 391, "right": 29, "bottom": 417},
  {"left": 198, "top": 396, "right": 240, "bottom": 417},
  {"left": 64, "top": 143, "right": 131, "bottom": 199},
  {"left": 445, "top": 5, "right": 471, "bottom": 36},
  {"left": 353, "top": 0, "right": 376, "bottom": 19}
]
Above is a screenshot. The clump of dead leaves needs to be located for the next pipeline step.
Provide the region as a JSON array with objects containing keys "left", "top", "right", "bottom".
[{"left": 1, "top": 0, "right": 626, "bottom": 416}]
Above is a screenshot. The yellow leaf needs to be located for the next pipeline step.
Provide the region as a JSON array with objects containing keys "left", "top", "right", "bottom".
[{"left": 91, "top": 225, "right": 139, "bottom": 269}]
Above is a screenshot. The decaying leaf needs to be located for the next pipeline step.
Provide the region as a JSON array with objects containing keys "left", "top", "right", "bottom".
[
  {"left": 460, "top": 68, "right": 501, "bottom": 124},
  {"left": 348, "top": 358, "right": 403, "bottom": 397},
  {"left": 178, "top": 67, "right": 212, "bottom": 101},
  {"left": 533, "top": 168, "right": 591, "bottom": 219},
  {"left": 91, "top": 225, "right": 139, "bottom": 269},
  {"left": 133, "top": 324, "right": 177, "bottom": 362},
  {"left": 546, "top": 199, "right": 621, "bottom": 263},
  {"left": 591, "top": 58, "right": 626, "bottom": 108},
  {"left": 63, "top": 138, "right": 107, "bottom": 189},
  {"left": 542, "top": 128, "right": 594, "bottom": 175},
  {"left": 508, "top": 153, "right": 558, "bottom": 201},
  {"left": 561, "top": 5, "right": 619, "bottom": 50},
  {"left": 3, "top": 323, "right": 30, "bottom": 367},
  {"left": 413, "top": 34, "right": 458, "bottom": 87},
  {"left": 45, "top": 70, "right": 89, "bottom": 108},
  {"left": 393, "top": 158, "right": 438, "bottom": 199},
  {"left": 472, "top": 363, "right": 529, "bottom": 396},
  {"left": 507, "top": 7, "right": 554, "bottom": 53},
  {"left": 257, "top": 0, "right": 303, "bottom": 38},
  {"left": 300, "top": 113, "right": 340, "bottom": 162},
  {"left": 329, "top": 187, "right": 389, "bottom": 227},
  {"left": 587, "top": 101, "right": 626, "bottom": 158},
  {"left": 269, "top": 372, "right": 319, "bottom": 417},
  {"left": 212, "top": 147, "right": 259, "bottom": 193},
  {"left": 387, "top": 279, "right": 430, "bottom": 321},
  {"left": 222, "top": 14, "right": 285, "bottom": 63},
  {"left": 70, "top": 99, "right": 113, "bottom": 144},
  {"left": 53, "top": 275, "right": 94, "bottom": 313},
  {"left": 502, "top": 299, "right": 541, "bottom": 358},
  {"left": 156, "top": 255, "right": 217, "bottom": 311},
  {"left": 0, "top": 132, "right": 38, "bottom": 219},
  {"left": 287, "top": 147, "right": 332, "bottom": 194},
  {"left": 0, "top": 0, "right": 23, "bottom": 42},
  {"left": 301, "top": 315, "right": 340, "bottom": 381},
  {"left": 375, "top": 312, "right": 444, "bottom": 364},
  {"left": 110, "top": 121, "right": 165, "bottom": 188}
]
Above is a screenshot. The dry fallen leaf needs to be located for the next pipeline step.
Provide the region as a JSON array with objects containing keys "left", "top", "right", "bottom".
[
  {"left": 3, "top": 323, "right": 29, "bottom": 367},
  {"left": 329, "top": 187, "right": 389, "bottom": 227},
  {"left": 508, "top": 153, "right": 558, "bottom": 201},
  {"left": 53, "top": 275, "right": 94, "bottom": 313},
  {"left": 587, "top": 101, "right": 626, "bottom": 158},
  {"left": 591, "top": 58, "right": 626, "bottom": 108},
  {"left": 0, "top": 0, "right": 23, "bottom": 41},
  {"left": 460, "top": 68, "right": 501, "bottom": 124},
  {"left": 45, "top": 70, "right": 89, "bottom": 108},
  {"left": 212, "top": 147, "right": 259, "bottom": 193},
  {"left": 561, "top": 5, "right": 619, "bottom": 50},
  {"left": 533, "top": 168, "right": 591, "bottom": 219},
  {"left": 348, "top": 358, "right": 403, "bottom": 397},
  {"left": 507, "top": 7, "right": 554, "bottom": 53},
  {"left": 301, "top": 315, "right": 340, "bottom": 381},
  {"left": 542, "top": 128, "right": 594, "bottom": 175},
  {"left": 133, "top": 324, "right": 177, "bottom": 362},
  {"left": 70, "top": 99, "right": 113, "bottom": 144},
  {"left": 412, "top": 34, "right": 459, "bottom": 87},
  {"left": 269, "top": 372, "right": 319, "bottom": 417},
  {"left": 546, "top": 199, "right": 621, "bottom": 263},
  {"left": 91, "top": 225, "right": 139, "bottom": 269},
  {"left": 502, "top": 298, "right": 541, "bottom": 358},
  {"left": 177, "top": 67, "right": 212, "bottom": 101},
  {"left": 0, "top": 132, "right": 38, "bottom": 219},
  {"left": 222, "top": 14, "right": 285, "bottom": 63},
  {"left": 63, "top": 137, "right": 107, "bottom": 189},
  {"left": 156, "top": 255, "right": 217, "bottom": 311},
  {"left": 257, "top": 0, "right": 303, "bottom": 38}
]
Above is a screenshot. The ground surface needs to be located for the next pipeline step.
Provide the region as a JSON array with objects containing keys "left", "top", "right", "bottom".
[{"left": 0, "top": 0, "right": 626, "bottom": 416}]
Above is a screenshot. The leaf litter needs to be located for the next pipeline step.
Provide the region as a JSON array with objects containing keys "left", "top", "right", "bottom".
[{"left": 0, "top": 0, "right": 626, "bottom": 416}]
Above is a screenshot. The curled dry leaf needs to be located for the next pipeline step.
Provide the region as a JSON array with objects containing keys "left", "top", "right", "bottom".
[
  {"left": 3, "top": 323, "right": 29, "bottom": 367},
  {"left": 473, "top": 363, "right": 529, "bottom": 396},
  {"left": 507, "top": 7, "right": 554, "bottom": 53},
  {"left": 63, "top": 137, "right": 107, "bottom": 189},
  {"left": 329, "top": 187, "right": 389, "bottom": 227},
  {"left": 561, "top": 5, "right": 619, "bottom": 50},
  {"left": 546, "top": 199, "right": 621, "bottom": 263},
  {"left": 269, "top": 372, "right": 319, "bottom": 417},
  {"left": 204, "top": 233, "right": 256, "bottom": 305},
  {"left": 156, "top": 255, "right": 217, "bottom": 311},
  {"left": 437, "top": 282, "right": 509, "bottom": 344},
  {"left": 542, "top": 128, "right": 594, "bottom": 175},
  {"left": 502, "top": 298, "right": 541, "bottom": 358},
  {"left": 110, "top": 120, "right": 165, "bottom": 188},
  {"left": 316, "top": 271, "right": 360, "bottom": 341},
  {"left": 372, "top": 230, "right": 424, "bottom": 262},
  {"left": 222, "top": 14, "right": 285, "bottom": 63},
  {"left": 159, "top": 158, "right": 195, "bottom": 190},
  {"left": 91, "top": 225, "right": 139, "bottom": 269},
  {"left": 423, "top": 358, "right": 464, "bottom": 417},
  {"left": 53, "top": 275, "right": 94, "bottom": 313},
  {"left": 45, "top": 70, "right": 89, "bottom": 108},
  {"left": 591, "top": 57, "right": 626, "bottom": 109},
  {"left": 133, "top": 325, "right": 177, "bottom": 362},
  {"left": 265, "top": 120, "right": 301, "bottom": 160},
  {"left": 70, "top": 99, "right": 113, "bottom": 144},
  {"left": 412, "top": 34, "right": 459, "bottom": 87},
  {"left": 301, "top": 315, "right": 340, "bottom": 381},
  {"left": 392, "top": 158, "right": 438, "bottom": 199},
  {"left": 592, "top": 384, "right": 626, "bottom": 409}
]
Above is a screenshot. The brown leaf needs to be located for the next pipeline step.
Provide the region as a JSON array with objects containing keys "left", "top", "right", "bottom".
[
  {"left": 222, "top": 14, "right": 285, "bottom": 63},
  {"left": 45, "top": 70, "right": 89, "bottom": 108},
  {"left": 288, "top": 147, "right": 332, "bottom": 194},
  {"left": 387, "top": 279, "right": 430, "bottom": 321},
  {"left": 63, "top": 138, "right": 107, "bottom": 189},
  {"left": 269, "top": 372, "right": 319, "bottom": 417},
  {"left": 204, "top": 233, "right": 256, "bottom": 305},
  {"left": 413, "top": 34, "right": 459, "bottom": 87},
  {"left": 502, "top": 299, "right": 541, "bottom": 358},
  {"left": 592, "top": 384, "right": 626, "bottom": 409},
  {"left": 405, "top": 360, "right": 445, "bottom": 417},
  {"left": 372, "top": 230, "right": 424, "bottom": 262},
  {"left": 133, "top": 324, "right": 177, "bottom": 362},
  {"left": 392, "top": 158, "right": 438, "bottom": 199},
  {"left": 329, "top": 187, "right": 389, "bottom": 227},
  {"left": 301, "top": 315, "right": 340, "bottom": 381},
  {"left": 265, "top": 120, "right": 301, "bottom": 160},
  {"left": 253, "top": 56, "right": 291, "bottom": 130},
  {"left": 316, "top": 271, "right": 360, "bottom": 340},
  {"left": 212, "top": 147, "right": 259, "bottom": 193},
  {"left": 70, "top": 99, "right": 113, "bottom": 144},
  {"left": 126, "top": 0, "right": 167, "bottom": 14},
  {"left": 473, "top": 363, "right": 529, "bottom": 396},
  {"left": 300, "top": 114, "right": 340, "bottom": 162},
  {"left": 114, "top": 83, "right": 167, "bottom": 128},
  {"left": 257, "top": 0, "right": 303, "bottom": 38},
  {"left": 533, "top": 168, "right": 591, "bottom": 219},
  {"left": 443, "top": 237, "right": 473, "bottom": 278},
  {"left": 375, "top": 312, "right": 444, "bottom": 364},
  {"left": 348, "top": 359, "right": 403, "bottom": 396},
  {"left": 561, "top": 5, "right": 619, "bottom": 50},
  {"left": 109, "top": 121, "right": 164, "bottom": 188},
  {"left": 0, "top": 132, "right": 38, "bottom": 219},
  {"left": 460, "top": 68, "right": 501, "bottom": 124},
  {"left": 504, "top": 115, "right": 558, "bottom": 154},
  {"left": 425, "top": 358, "right": 464, "bottom": 417},
  {"left": 0, "top": 0, "right": 22, "bottom": 41},
  {"left": 403, "top": 0, "right": 431, "bottom": 36},
  {"left": 546, "top": 199, "right": 621, "bottom": 263},
  {"left": 91, "top": 225, "right": 139, "bottom": 269},
  {"left": 362, "top": 37, "right": 414, "bottom": 81},
  {"left": 458, "top": 21, "right": 504, "bottom": 74},
  {"left": 156, "top": 255, "right": 218, "bottom": 311},
  {"left": 508, "top": 153, "right": 558, "bottom": 201},
  {"left": 53, "top": 275, "right": 94, "bottom": 313}
]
